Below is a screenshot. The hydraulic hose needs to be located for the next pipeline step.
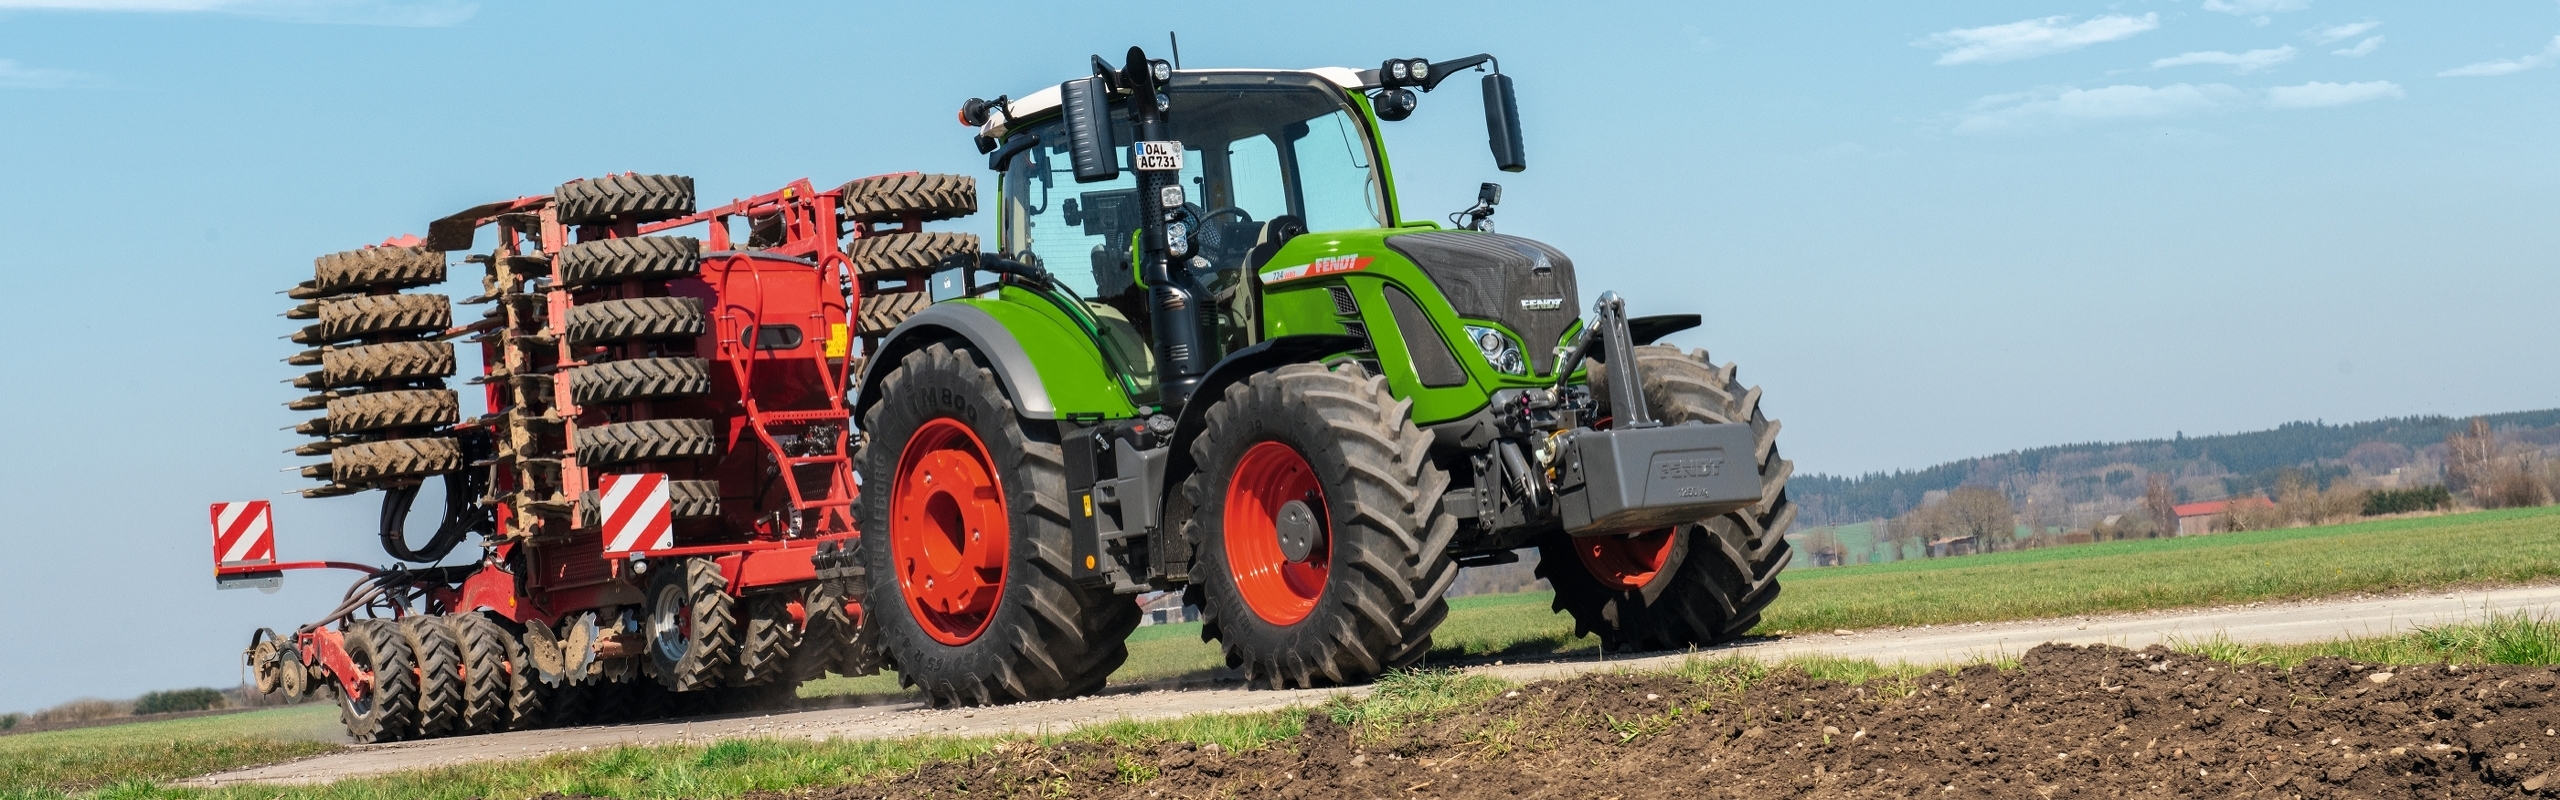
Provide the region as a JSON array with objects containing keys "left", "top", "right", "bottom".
[{"left": 378, "top": 471, "right": 482, "bottom": 563}]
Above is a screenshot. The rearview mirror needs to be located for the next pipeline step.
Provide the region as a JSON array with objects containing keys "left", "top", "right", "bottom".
[
  {"left": 1481, "top": 73, "right": 1525, "bottom": 173},
  {"left": 1060, "top": 76, "right": 1119, "bottom": 183}
]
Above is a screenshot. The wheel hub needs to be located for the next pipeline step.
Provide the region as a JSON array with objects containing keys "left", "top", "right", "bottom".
[
  {"left": 1575, "top": 527, "right": 1678, "bottom": 591},
  {"left": 1225, "top": 441, "right": 1329, "bottom": 625},
  {"left": 890, "top": 417, "right": 1008, "bottom": 645}
]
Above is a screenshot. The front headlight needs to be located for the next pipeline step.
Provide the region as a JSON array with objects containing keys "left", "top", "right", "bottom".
[{"left": 1464, "top": 325, "right": 1525, "bottom": 375}]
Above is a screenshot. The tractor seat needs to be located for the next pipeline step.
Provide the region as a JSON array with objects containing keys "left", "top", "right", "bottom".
[{"left": 1243, "top": 215, "right": 1308, "bottom": 272}]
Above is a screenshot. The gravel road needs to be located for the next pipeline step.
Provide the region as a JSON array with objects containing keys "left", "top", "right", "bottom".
[{"left": 181, "top": 581, "right": 2560, "bottom": 787}]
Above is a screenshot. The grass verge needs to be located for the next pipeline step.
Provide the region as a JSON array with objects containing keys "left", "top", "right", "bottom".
[{"left": 0, "top": 705, "right": 338, "bottom": 798}]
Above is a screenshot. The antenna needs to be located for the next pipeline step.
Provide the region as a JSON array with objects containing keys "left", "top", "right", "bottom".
[{"left": 1169, "top": 31, "right": 1182, "bottom": 69}]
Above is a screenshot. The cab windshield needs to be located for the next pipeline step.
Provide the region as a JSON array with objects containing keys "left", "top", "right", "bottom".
[{"left": 998, "top": 71, "right": 1388, "bottom": 303}]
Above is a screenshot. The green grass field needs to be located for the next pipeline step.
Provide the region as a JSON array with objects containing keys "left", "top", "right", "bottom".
[{"left": 0, "top": 704, "right": 340, "bottom": 798}]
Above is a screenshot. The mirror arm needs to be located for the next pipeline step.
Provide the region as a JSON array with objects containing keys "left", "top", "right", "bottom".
[
  {"left": 986, "top": 133, "right": 1041, "bottom": 172},
  {"left": 1421, "top": 53, "right": 1495, "bottom": 92}
]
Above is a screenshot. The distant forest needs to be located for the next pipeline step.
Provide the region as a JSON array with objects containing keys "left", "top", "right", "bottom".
[{"left": 1792, "top": 409, "right": 2560, "bottom": 526}]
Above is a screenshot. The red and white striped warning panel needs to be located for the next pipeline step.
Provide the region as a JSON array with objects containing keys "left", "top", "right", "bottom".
[
  {"left": 210, "top": 500, "right": 277, "bottom": 567},
  {"left": 599, "top": 473, "right": 674, "bottom": 556}
]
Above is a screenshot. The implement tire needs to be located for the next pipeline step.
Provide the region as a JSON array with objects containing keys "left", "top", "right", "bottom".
[
  {"left": 573, "top": 419, "right": 717, "bottom": 467},
  {"left": 1183, "top": 361, "right": 1457, "bottom": 689},
  {"left": 848, "top": 232, "right": 978, "bottom": 277},
  {"left": 325, "top": 389, "right": 458, "bottom": 434},
  {"left": 322, "top": 341, "right": 455, "bottom": 388},
  {"left": 854, "top": 291, "right": 928, "bottom": 336},
  {"left": 558, "top": 236, "right": 700, "bottom": 288},
  {"left": 858, "top": 341, "right": 1136, "bottom": 707},
  {"left": 401, "top": 615, "right": 465, "bottom": 739},
  {"left": 332, "top": 437, "right": 463, "bottom": 483},
  {"left": 646, "top": 557, "right": 737, "bottom": 692},
  {"left": 446, "top": 613, "right": 511, "bottom": 735},
  {"left": 315, "top": 246, "right": 445, "bottom": 294},
  {"left": 564, "top": 297, "right": 705, "bottom": 346},
  {"left": 1539, "top": 344, "right": 1795, "bottom": 651},
  {"left": 836, "top": 173, "right": 975, "bottom": 222},
  {"left": 318, "top": 294, "right": 451, "bottom": 343},
  {"left": 731, "top": 594, "right": 798, "bottom": 687},
  {"left": 337, "top": 620, "right": 416, "bottom": 744},
  {"left": 565, "top": 357, "right": 711, "bottom": 406},
  {"left": 555, "top": 174, "right": 695, "bottom": 225}
]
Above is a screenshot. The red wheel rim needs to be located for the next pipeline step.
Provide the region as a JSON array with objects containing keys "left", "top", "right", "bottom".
[
  {"left": 1224, "top": 441, "right": 1328, "bottom": 625},
  {"left": 889, "top": 417, "right": 1008, "bottom": 645},
  {"left": 1576, "top": 528, "right": 1676, "bottom": 591}
]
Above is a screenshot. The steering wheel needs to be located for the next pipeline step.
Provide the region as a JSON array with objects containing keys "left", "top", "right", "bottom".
[{"left": 1190, "top": 205, "right": 1255, "bottom": 268}]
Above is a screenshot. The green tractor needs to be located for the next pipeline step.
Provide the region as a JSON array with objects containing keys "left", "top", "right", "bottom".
[{"left": 852, "top": 47, "right": 1794, "bottom": 705}]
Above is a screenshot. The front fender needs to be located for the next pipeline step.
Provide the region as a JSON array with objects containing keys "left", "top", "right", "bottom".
[{"left": 1162, "top": 333, "right": 1368, "bottom": 506}]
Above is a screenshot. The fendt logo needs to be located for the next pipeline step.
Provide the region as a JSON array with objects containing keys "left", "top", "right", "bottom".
[
  {"left": 1264, "top": 254, "right": 1373, "bottom": 284},
  {"left": 1520, "top": 297, "right": 1565, "bottom": 310}
]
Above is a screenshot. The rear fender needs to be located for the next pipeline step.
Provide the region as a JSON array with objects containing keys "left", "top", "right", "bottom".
[{"left": 853, "top": 296, "right": 1141, "bottom": 425}]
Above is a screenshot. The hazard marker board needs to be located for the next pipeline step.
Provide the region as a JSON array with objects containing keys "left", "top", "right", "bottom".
[
  {"left": 211, "top": 500, "right": 282, "bottom": 590},
  {"left": 599, "top": 473, "right": 674, "bottom": 556}
]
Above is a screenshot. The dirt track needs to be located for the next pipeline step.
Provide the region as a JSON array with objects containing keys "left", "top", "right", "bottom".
[{"left": 180, "top": 582, "right": 2560, "bottom": 788}]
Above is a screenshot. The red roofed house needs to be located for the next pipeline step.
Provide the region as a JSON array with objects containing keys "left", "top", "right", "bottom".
[{"left": 2173, "top": 496, "right": 2274, "bottom": 536}]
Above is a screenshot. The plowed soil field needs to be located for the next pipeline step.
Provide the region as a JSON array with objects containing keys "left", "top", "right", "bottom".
[{"left": 792, "top": 643, "right": 2560, "bottom": 799}]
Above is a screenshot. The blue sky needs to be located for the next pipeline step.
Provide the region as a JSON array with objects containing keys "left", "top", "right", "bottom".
[{"left": 0, "top": 1, "right": 2553, "bottom": 711}]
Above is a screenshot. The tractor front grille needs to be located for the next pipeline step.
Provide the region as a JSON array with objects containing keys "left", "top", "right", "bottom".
[{"left": 1382, "top": 231, "right": 1579, "bottom": 375}]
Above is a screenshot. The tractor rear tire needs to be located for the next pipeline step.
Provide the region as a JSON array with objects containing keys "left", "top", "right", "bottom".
[
  {"left": 401, "top": 615, "right": 465, "bottom": 739},
  {"left": 325, "top": 389, "right": 458, "bottom": 434},
  {"left": 315, "top": 246, "right": 445, "bottom": 294},
  {"left": 731, "top": 593, "right": 798, "bottom": 687},
  {"left": 337, "top": 619, "right": 417, "bottom": 744},
  {"left": 573, "top": 419, "right": 718, "bottom": 467},
  {"left": 322, "top": 341, "right": 455, "bottom": 387},
  {"left": 565, "top": 357, "right": 711, "bottom": 406},
  {"left": 848, "top": 232, "right": 979, "bottom": 277},
  {"left": 1540, "top": 345, "right": 1795, "bottom": 651},
  {"left": 836, "top": 173, "right": 975, "bottom": 221},
  {"left": 1183, "top": 362, "right": 1458, "bottom": 689},
  {"left": 558, "top": 236, "right": 700, "bottom": 288},
  {"left": 555, "top": 174, "right": 695, "bottom": 226},
  {"left": 564, "top": 297, "right": 706, "bottom": 346},
  {"left": 854, "top": 291, "right": 929, "bottom": 336},
  {"left": 332, "top": 437, "right": 463, "bottom": 483},
  {"left": 646, "top": 557, "right": 737, "bottom": 692},
  {"left": 319, "top": 294, "right": 451, "bottom": 343},
  {"left": 447, "top": 613, "right": 510, "bottom": 735},
  {"left": 858, "top": 341, "right": 1137, "bottom": 707}
]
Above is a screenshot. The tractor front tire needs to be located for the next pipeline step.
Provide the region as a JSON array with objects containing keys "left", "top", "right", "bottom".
[
  {"left": 1538, "top": 345, "right": 1796, "bottom": 651},
  {"left": 1183, "top": 362, "right": 1458, "bottom": 689},
  {"left": 857, "top": 341, "right": 1136, "bottom": 707},
  {"left": 336, "top": 620, "right": 416, "bottom": 744}
]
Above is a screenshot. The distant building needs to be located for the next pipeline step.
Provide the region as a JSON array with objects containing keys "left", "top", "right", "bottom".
[
  {"left": 1135, "top": 592, "right": 1198, "bottom": 626},
  {"left": 2172, "top": 497, "right": 2274, "bottom": 536}
]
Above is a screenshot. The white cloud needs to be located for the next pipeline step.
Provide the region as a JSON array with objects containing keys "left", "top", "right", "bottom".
[
  {"left": 2152, "top": 46, "right": 2297, "bottom": 73},
  {"left": 2265, "top": 80, "right": 2404, "bottom": 108},
  {"left": 2437, "top": 35, "right": 2560, "bottom": 77},
  {"left": 2333, "top": 36, "right": 2383, "bottom": 57},
  {"left": 0, "top": 0, "right": 471, "bottom": 25},
  {"left": 2308, "top": 21, "right": 2381, "bottom": 44},
  {"left": 0, "top": 58, "right": 97, "bottom": 88},
  {"left": 2204, "top": 0, "right": 2310, "bottom": 24},
  {"left": 1955, "top": 83, "right": 2245, "bottom": 134},
  {"left": 1918, "top": 14, "right": 2160, "bottom": 65}
]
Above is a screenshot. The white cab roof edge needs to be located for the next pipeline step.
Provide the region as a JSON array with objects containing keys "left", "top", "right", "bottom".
[{"left": 996, "top": 68, "right": 1370, "bottom": 130}]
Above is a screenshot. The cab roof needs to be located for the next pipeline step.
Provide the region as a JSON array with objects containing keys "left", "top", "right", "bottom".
[{"left": 998, "top": 67, "right": 1368, "bottom": 130}]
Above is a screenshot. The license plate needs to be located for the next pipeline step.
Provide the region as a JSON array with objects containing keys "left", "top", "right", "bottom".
[{"left": 1134, "top": 141, "right": 1184, "bottom": 172}]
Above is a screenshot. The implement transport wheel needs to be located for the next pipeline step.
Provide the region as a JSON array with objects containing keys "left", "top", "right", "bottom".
[
  {"left": 554, "top": 174, "right": 695, "bottom": 226},
  {"left": 858, "top": 342, "right": 1135, "bottom": 707},
  {"left": 1183, "top": 362, "right": 1458, "bottom": 689},
  {"left": 336, "top": 620, "right": 417, "bottom": 743},
  {"left": 447, "top": 613, "right": 524, "bottom": 735},
  {"left": 731, "top": 593, "right": 798, "bottom": 687},
  {"left": 1538, "top": 345, "right": 1796, "bottom": 651},
  {"left": 647, "top": 557, "right": 738, "bottom": 692},
  {"left": 401, "top": 615, "right": 464, "bottom": 739}
]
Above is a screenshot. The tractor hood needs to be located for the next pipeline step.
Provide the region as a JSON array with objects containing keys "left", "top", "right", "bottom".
[{"left": 1382, "top": 231, "right": 1580, "bottom": 375}]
